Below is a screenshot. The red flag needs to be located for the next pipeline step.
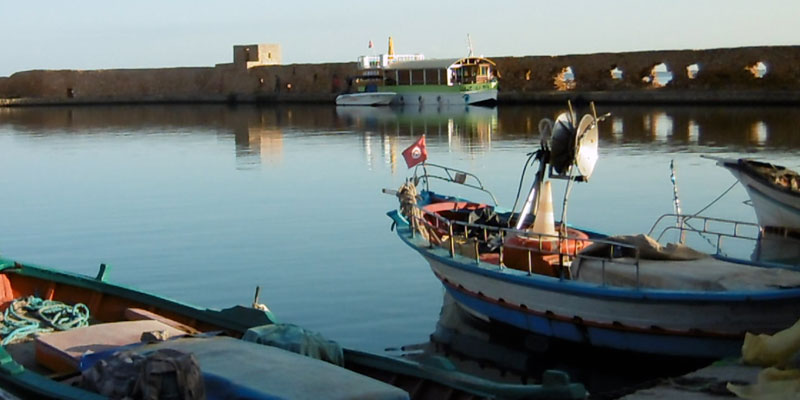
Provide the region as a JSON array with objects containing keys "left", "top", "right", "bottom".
[{"left": 402, "top": 135, "right": 427, "bottom": 168}]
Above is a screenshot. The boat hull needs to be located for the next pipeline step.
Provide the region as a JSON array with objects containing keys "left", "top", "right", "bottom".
[
  {"left": 717, "top": 158, "right": 800, "bottom": 231},
  {"left": 729, "top": 169, "right": 800, "bottom": 231},
  {"left": 390, "top": 89, "right": 497, "bottom": 106},
  {"left": 431, "top": 261, "right": 752, "bottom": 358},
  {"left": 389, "top": 212, "right": 800, "bottom": 359},
  {"left": 335, "top": 92, "right": 396, "bottom": 106}
]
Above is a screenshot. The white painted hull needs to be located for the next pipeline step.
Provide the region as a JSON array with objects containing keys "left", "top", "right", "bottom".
[
  {"left": 428, "top": 256, "right": 795, "bottom": 334},
  {"left": 335, "top": 92, "right": 396, "bottom": 106},
  {"left": 391, "top": 89, "right": 497, "bottom": 106},
  {"left": 720, "top": 161, "right": 800, "bottom": 231},
  {"left": 422, "top": 252, "right": 800, "bottom": 357}
]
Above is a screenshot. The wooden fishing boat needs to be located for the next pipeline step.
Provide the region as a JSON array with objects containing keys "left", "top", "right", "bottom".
[
  {"left": 707, "top": 156, "right": 800, "bottom": 234},
  {"left": 0, "top": 257, "right": 587, "bottom": 400},
  {"left": 386, "top": 107, "right": 800, "bottom": 359}
]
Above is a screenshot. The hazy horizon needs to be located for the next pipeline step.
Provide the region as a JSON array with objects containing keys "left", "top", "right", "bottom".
[{"left": 1, "top": 0, "right": 798, "bottom": 77}]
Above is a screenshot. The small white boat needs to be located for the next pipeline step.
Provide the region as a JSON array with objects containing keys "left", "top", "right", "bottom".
[
  {"left": 708, "top": 157, "right": 800, "bottom": 233},
  {"left": 335, "top": 92, "right": 396, "bottom": 106}
]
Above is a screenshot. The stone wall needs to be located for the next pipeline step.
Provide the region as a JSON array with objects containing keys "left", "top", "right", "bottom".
[
  {"left": 492, "top": 46, "right": 800, "bottom": 92},
  {"left": 1, "top": 45, "right": 799, "bottom": 106},
  {"left": 0, "top": 62, "right": 359, "bottom": 105},
  {"left": 0, "top": 68, "right": 227, "bottom": 103}
]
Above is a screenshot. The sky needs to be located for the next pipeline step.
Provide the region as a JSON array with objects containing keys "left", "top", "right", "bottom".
[{"left": 1, "top": 0, "right": 798, "bottom": 77}]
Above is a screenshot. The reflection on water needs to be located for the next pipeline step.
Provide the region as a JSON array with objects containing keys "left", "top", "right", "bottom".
[
  {"left": 0, "top": 103, "right": 799, "bottom": 386},
  {"left": 5, "top": 103, "right": 800, "bottom": 155},
  {"left": 398, "top": 293, "right": 708, "bottom": 398}
]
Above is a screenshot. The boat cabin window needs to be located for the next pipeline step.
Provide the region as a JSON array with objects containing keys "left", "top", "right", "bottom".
[
  {"left": 449, "top": 64, "right": 492, "bottom": 85},
  {"left": 383, "top": 58, "right": 494, "bottom": 86},
  {"left": 387, "top": 68, "right": 447, "bottom": 86}
]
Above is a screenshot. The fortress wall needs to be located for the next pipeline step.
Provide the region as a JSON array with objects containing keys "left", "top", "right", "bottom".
[
  {"left": 1, "top": 46, "right": 799, "bottom": 105},
  {"left": 247, "top": 62, "right": 357, "bottom": 96},
  {"left": 1, "top": 67, "right": 226, "bottom": 103},
  {"left": 493, "top": 46, "right": 800, "bottom": 93}
]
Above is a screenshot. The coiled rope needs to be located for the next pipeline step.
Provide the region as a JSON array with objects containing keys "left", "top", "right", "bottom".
[
  {"left": 397, "top": 180, "right": 429, "bottom": 241},
  {"left": 0, "top": 296, "right": 90, "bottom": 346}
]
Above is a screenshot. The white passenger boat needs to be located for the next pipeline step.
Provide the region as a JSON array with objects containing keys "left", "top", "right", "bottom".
[{"left": 354, "top": 37, "right": 498, "bottom": 106}]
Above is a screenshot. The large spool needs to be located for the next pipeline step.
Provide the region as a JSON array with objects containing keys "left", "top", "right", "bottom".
[{"left": 549, "top": 112, "right": 599, "bottom": 181}]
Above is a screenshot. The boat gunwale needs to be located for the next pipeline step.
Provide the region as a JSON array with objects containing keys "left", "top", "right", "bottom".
[
  {"left": 0, "top": 259, "right": 274, "bottom": 334},
  {"left": 389, "top": 210, "right": 800, "bottom": 302},
  {"left": 726, "top": 158, "right": 800, "bottom": 199}
]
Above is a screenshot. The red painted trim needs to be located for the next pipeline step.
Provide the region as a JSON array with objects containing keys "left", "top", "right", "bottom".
[{"left": 434, "top": 271, "right": 743, "bottom": 340}]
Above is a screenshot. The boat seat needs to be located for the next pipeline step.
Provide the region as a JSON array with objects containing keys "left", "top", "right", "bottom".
[
  {"left": 35, "top": 320, "right": 186, "bottom": 373},
  {"left": 130, "top": 336, "right": 410, "bottom": 400},
  {"left": 124, "top": 307, "right": 200, "bottom": 334}
]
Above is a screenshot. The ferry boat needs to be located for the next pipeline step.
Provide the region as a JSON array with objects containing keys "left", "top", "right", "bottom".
[{"left": 355, "top": 37, "right": 498, "bottom": 106}]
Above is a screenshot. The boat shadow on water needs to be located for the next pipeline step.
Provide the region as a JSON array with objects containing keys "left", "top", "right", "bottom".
[{"left": 395, "top": 292, "right": 711, "bottom": 400}]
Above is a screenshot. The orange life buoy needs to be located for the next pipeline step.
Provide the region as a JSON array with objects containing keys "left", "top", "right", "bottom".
[{"left": 503, "top": 227, "right": 591, "bottom": 277}]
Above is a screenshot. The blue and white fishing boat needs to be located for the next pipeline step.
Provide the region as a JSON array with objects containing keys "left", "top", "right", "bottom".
[{"left": 386, "top": 105, "right": 800, "bottom": 359}]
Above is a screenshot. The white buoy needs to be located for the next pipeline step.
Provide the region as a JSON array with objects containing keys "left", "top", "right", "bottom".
[{"left": 531, "top": 181, "right": 557, "bottom": 237}]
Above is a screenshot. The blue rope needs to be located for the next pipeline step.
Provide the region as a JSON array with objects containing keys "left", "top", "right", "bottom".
[{"left": 1, "top": 296, "right": 90, "bottom": 346}]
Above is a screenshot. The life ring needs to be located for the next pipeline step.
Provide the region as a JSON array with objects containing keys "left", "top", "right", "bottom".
[
  {"left": 502, "top": 227, "right": 591, "bottom": 277},
  {"left": 463, "top": 94, "right": 470, "bottom": 103}
]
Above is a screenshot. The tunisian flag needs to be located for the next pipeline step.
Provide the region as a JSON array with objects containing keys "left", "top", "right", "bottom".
[{"left": 402, "top": 135, "right": 427, "bottom": 168}]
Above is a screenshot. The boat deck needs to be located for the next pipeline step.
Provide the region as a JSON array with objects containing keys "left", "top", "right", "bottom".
[{"left": 573, "top": 256, "right": 800, "bottom": 291}]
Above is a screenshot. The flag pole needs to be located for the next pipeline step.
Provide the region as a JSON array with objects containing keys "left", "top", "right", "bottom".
[{"left": 421, "top": 134, "right": 429, "bottom": 191}]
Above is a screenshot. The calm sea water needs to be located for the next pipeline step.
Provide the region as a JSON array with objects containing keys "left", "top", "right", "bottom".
[{"left": 1, "top": 104, "right": 798, "bottom": 392}]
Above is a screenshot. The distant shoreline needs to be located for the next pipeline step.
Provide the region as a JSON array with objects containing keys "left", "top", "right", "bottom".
[{"left": 2, "top": 45, "right": 799, "bottom": 106}]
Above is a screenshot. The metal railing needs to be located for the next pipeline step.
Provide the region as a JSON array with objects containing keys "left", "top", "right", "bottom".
[
  {"left": 412, "top": 163, "right": 499, "bottom": 205},
  {"left": 407, "top": 203, "right": 643, "bottom": 286},
  {"left": 648, "top": 213, "right": 761, "bottom": 255}
]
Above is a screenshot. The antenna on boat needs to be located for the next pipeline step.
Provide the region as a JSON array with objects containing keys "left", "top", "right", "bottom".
[
  {"left": 670, "top": 160, "right": 686, "bottom": 244},
  {"left": 467, "top": 34, "right": 474, "bottom": 57},
  {"left": 514, "top": 101, "right": 607, "bottom": 232}
]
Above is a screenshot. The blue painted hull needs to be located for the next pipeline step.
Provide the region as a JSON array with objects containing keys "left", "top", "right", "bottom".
[{"left": 446, "top": 286, "right": 742, "bottom": 359}]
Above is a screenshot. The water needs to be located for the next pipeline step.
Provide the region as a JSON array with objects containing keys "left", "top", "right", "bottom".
[{"left": 1, "top": 104, "right": 798, "bottom": 393}]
